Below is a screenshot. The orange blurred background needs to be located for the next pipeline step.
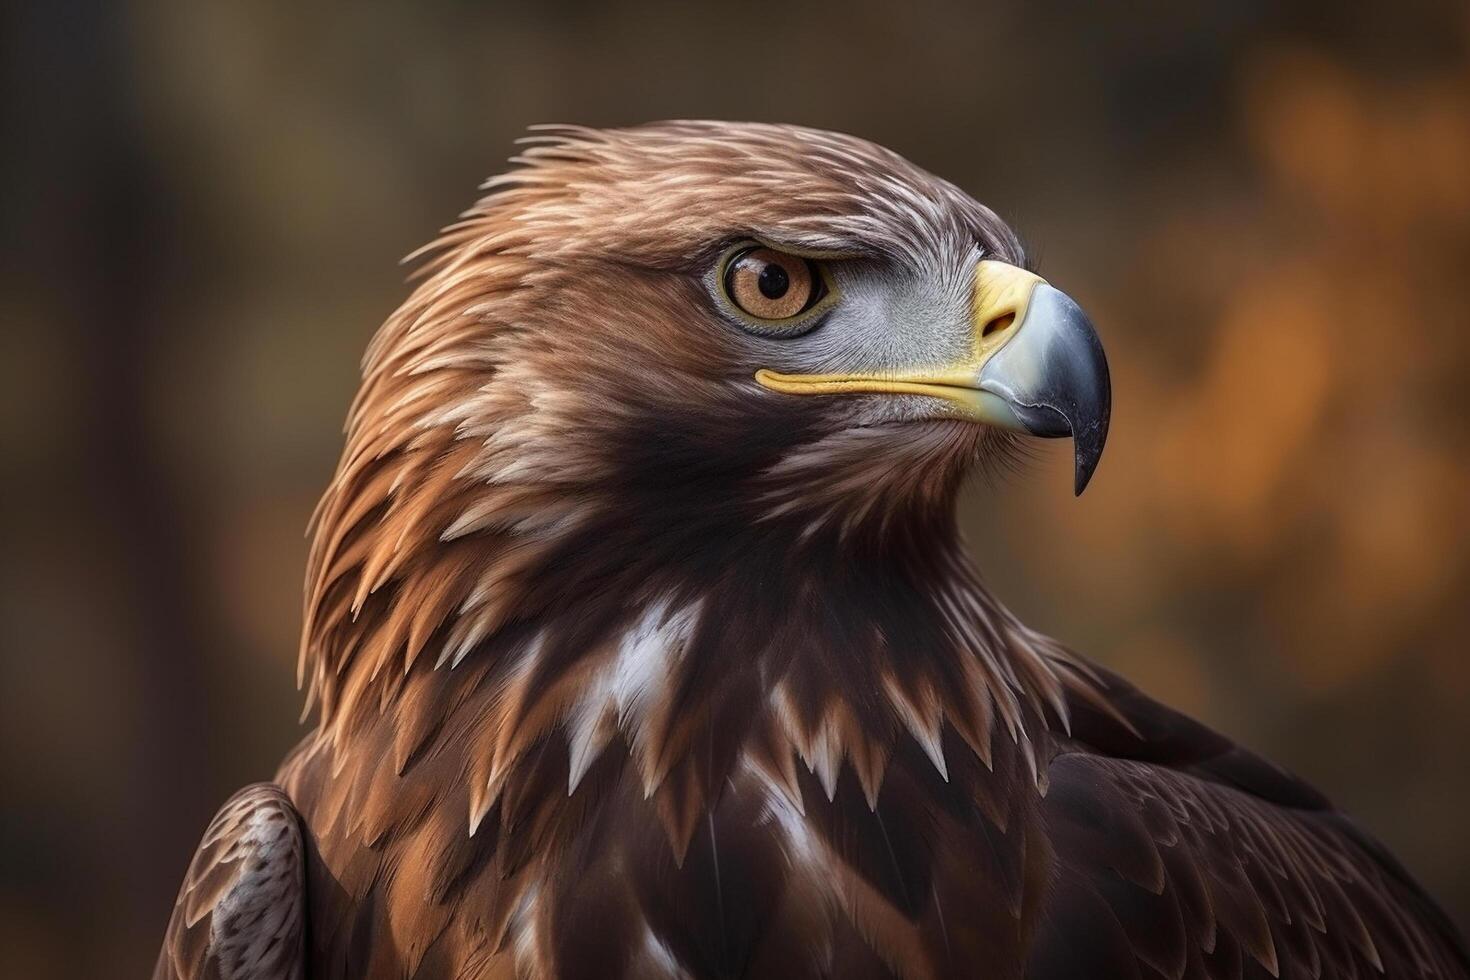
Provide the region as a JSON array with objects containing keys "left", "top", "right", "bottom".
[{"left": 2, "top": 2, "right": 1468, "bottom": 975}]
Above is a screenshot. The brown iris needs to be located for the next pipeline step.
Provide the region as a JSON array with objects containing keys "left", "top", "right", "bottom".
[{"left": 724, "top": 247, "right": 819, "bottom": 321}]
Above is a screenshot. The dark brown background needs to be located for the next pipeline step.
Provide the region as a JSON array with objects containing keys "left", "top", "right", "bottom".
[{"left": 3, "top": 2, "right": 1468, "bottom": 976}]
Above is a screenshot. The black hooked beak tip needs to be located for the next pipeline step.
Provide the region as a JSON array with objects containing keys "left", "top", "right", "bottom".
[{"left": 976, "top": 283, "right": 1112, "bottom": 495}]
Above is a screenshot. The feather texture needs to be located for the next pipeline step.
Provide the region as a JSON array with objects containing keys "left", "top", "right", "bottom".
[{"left": 153, "top": 784, "right": 306, "bottom": 980}]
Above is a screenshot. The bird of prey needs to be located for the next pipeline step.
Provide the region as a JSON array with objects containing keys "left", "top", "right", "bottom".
[{"left": 154, "top": 121, "right": 1468, "bottom": 980}]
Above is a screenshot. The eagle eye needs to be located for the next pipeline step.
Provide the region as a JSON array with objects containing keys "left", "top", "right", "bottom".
[{"left": 717, "top": 244, "right": 833, "bottom": 335}]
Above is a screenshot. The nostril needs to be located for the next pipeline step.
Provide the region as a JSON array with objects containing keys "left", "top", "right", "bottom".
[{"left": 982, "top": 312, "right": 1015, "bottom": 339}]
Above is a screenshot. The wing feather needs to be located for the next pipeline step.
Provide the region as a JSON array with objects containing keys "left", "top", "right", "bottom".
[
  {"left": 1029, "top": 671, "right": 1469, "bottom": 980},
  {"left": 153, "top": 783, "right": 306, "bottom": 980}
]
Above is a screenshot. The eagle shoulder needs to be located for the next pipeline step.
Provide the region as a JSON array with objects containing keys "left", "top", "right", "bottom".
[
  {"left": 153, "top": 783, "right": 306, "bottom": 980},
  {"left": 1028, "top": 668, "right": 1470, "bottom": 979}
]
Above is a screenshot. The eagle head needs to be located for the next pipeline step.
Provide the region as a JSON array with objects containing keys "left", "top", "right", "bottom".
[{"left": 302, "top": 121, "right": 1110, "bottom": 770}]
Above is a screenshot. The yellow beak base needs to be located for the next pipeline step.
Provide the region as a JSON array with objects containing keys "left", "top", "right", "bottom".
[
  {"left": 753, "top": 260, "right": 1047, "bottom": 419},
  {"left": 753, "top": 259, "right": 1112, "bottom": 493}
]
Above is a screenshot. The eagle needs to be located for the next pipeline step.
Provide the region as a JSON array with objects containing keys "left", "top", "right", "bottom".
[{"left": 154, "top": 122, "right": 1467, "bottom": 980}]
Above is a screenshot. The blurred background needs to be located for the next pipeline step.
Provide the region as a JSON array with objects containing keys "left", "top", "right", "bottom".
[{"left": 3, "top": 1, "right": 1468, "bottom": 975}]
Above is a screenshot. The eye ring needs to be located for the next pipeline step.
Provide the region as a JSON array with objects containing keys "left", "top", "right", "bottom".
[{"left": 715, "top": 242, "right": 838, "bottom": 336}]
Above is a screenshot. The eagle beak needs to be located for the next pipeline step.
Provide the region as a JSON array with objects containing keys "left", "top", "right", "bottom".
[{"left": 755, "top": 260, "right": 1112, "bottom": 494}]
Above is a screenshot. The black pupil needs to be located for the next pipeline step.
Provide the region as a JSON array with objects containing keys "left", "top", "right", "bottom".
[{"left": 757, "top": 261, "right": 789, "bottom": 299}]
